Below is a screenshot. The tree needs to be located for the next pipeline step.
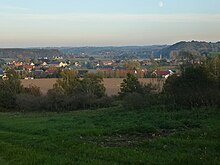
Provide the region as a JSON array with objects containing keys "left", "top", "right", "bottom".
[
  {"left": 25, "top": 58, "right": 31, "bottom": 64},
  {"left": 17, "top": 54, "right": 23, "bottom": 60},
  {"left": 48, "top": 72, "right": 107, "bottom": 111},
  {"left": 119, "top": 73, "right": 142, "bottom": 98},
  {"left": 89, "top": 56, "right": 95, "bottom": 61},
  {"left": 1, "top": 69, "right": 23, "bottom": 94},
  {"left": 163, "top": 65, "right": 220, "bottom": 107},
  {"left": 53, "top": 70, "right": 79, "bottom": 95},
  {"left": 178, "top": 50, "right": 198, "bottom": 65},
  {"left": 80, "top": 74, "right": 105, "bottom": 98},
  {"left": 119, "top": 73, "right": 157, "bottom": 109},
  {"left": 124, "top": 61, "right": 140, "bottom": 70},
  {"left": 54, "top": 71, "right": 105, "bottom": 98},
  {"left": 122, "top": 92, "right": 145, "bottom": 110},
  {"left": 0, "top": 69, "right": 24, "bottom": 109},
  {"left": 205, "top": 55, "right": 220, "bottom": 81}
]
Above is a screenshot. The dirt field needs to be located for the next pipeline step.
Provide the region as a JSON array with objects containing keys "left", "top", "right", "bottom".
[{"left": 21, "top": 78, "right": 165, "bottom": 96}]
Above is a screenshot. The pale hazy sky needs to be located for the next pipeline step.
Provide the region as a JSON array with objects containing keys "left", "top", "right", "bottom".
[{"left": 0, "top": 0, "right": 220, "bottom": 47}]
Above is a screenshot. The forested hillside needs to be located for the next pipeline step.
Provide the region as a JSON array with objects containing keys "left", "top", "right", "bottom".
[
  {"left": 0, "top": 49, "right": 61, "bottom": 58},
  {"left": 161, "top": 41, "right": 220, "bottom": 57}
]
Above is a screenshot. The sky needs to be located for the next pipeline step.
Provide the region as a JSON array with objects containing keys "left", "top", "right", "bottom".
[{"left": 0, "top": 0, "right": 220, "bottom": 47}]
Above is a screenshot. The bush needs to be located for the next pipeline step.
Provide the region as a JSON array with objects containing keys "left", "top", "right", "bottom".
[
  {"left": 45, "top": 88, "right": 113, "bottom": 111},
  {"left": 122, "top": 92, "right": 146, "bottom": 110},
  {"left": 16, "top": 94, "right": 46, "bottom": 112},
  {"left": 163, "top": 66, "right": 220, "bottom": 108},
  {"left": 119, "top": 73, "right": 143, "bottom": 98},
  {"left": 24, "top": 85, "right": 42, "bottom": 96},
  {"left": 0, "top": 70, "right": 24, "bottom": 110},
  {"left": 92, "top": 96, "right": 114, "bottom": 108},
  {"left": 119, "top": 73, "right": 158, "bottom": 110},
  {"left": 0, "top": 90, "right": 16, "bottom": 109},
  {"left": 54, "top": 72, "right": 106, "bottom": 98},
  {"left": 45, "top": 88, "right": 66, "bottom": 111}
]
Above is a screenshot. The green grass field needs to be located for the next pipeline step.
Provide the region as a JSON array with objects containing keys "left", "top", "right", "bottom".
[{"left": 0, "top": 107, "right": 219, "bottom": 165}]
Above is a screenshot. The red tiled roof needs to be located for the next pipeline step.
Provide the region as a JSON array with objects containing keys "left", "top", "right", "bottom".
[
  {"left": 24, "top": 65, "right": 33, "bottom": 69},
  {"left": 155, "top": 70, "right": 170, "bottom": 76}
]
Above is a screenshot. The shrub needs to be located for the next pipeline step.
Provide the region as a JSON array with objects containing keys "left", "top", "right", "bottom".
[
  {"left": 0, "top": 90, "right": 16, "bottom": 109},
  {"left": 54, "top": 72, "right": 106, "bottom": 98},
  {"left": 45, "top": 87, "right": 113, "bottom": 111},
  {"left": 24, "top": 85, "right": 42, "bottom": 96},
  {"left": 122, "top": 92, "right": 146, "bottom": 110},
  {"left": 0, "top": 71, "right": 23, "bottom": 110},
  {"left": 16, "top": 94, "right": 45, "bottom": 112},
  {"left": 163, "top": 66, "right": 220, "bottom": 108},
  {"left": 119, "top": 73, "right": 142, "bottom": 98},
  {"left": 45, "top": 88, "right": 66, "bottom": 111},
  {"left": 92, "top": 96, "right": 114, "bottom": 108}
]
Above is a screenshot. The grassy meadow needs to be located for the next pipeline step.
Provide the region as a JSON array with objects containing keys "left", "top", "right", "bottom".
[{"left": 0, "top": 107, "right": 219, "bottom": 164}]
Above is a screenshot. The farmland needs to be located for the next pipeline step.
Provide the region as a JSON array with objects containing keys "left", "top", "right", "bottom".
[
  {"left": 0, "top": 107, "right": 219, "bottom": 164},
  {"left": 21, "top": 78, "right": 164, "bottom": 96}
]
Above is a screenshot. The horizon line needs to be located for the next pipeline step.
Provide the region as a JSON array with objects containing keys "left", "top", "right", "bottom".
[{"left": 0, "top": 40, "right": 219, "bottom": 49}]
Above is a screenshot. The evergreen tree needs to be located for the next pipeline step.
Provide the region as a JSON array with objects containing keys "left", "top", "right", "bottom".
[{"left": 119, "top": 73, "right": 142, "bottom": 98}]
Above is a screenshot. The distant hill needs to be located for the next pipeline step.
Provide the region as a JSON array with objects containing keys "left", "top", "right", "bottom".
[
  {"left": 1, "top": 41, "right": 220, "bottom": 59},
  {"left": 0, "top": 46, "right": 167, "bottom": 59},
  {"left": 58, "top": 46, "right": 167, "bottom": 58},
  {"left": 0, "top": 49, "right": 61, "bottom": 58},
  {"left": 160, "top": 41, "right": 220, "bottom": 58}
]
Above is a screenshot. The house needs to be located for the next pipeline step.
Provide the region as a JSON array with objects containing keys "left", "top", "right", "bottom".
[
  {"left": 45, "top": 69, "right": 56, "bottom": 74},
  {"left": 103, "top": 61, "right": 113, "bottom": 66},
  {"left": 141, "top": 68, "right": 148, "bottom": 73},
  {"left": 33, "top": 70, "right": 44, "bottom": 76},
  {"left": 2, "top": 73, "right": 8, "bottom": 80},
  {"left": 14, "top": 62, "right": 23, "bottom": 67},
  {"left": 141, "top": 60, "right": 152, "bottom": 66},
  {"left": 49, "top": 61, "right": 60, "bottom": 67},
  {"left": 59, "top": 62, "right": 68, "bottom": 67},
  {"left": 24, "top": 77, "right": 34, "bottom": 80},
  {"left": 24, "top": 65, "right": 34, "bottom": 72},
  {"left": 30, "top": 62, "right": 35, "bottom": 66},
  {"left": 54, "top": 56, "right": 63, "bottom": 60},
  {"left": 165, "top": 70, "right": 174, "bottom": 79},
  {"left": 154, "top": 54, "right": 163, "bottom": 61},
  {"left": 34, "top": 66, "right": 42, "bottom": 70},
  {"left": 74, "top": 61, "right": 81, "bottom": 67},
  {"left": 42, "top": 62, "right": 48, "bottom": 66},
  {"left": 152, "top": 70, "right": 174, "bottom": 78},
  {"left": 49, "top": 61, "right": 67, "bottom": 68}
]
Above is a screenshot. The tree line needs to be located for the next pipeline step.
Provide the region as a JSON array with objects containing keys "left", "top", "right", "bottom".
[{"left": 0, "top": 55, "right": 219, "bottom": 112}]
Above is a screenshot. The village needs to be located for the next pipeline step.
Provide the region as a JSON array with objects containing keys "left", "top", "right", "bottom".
[{"left": 0, "top": 54, "right": 180, "bottom": 80}]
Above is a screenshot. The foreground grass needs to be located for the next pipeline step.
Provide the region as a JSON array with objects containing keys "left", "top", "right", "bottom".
[{"left": 0, "top": 107, "right": 219, "bottom": 165}]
